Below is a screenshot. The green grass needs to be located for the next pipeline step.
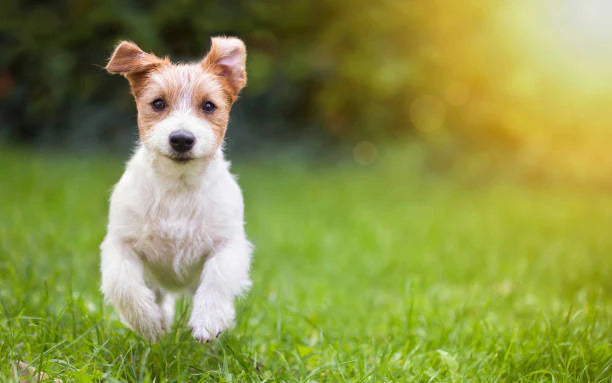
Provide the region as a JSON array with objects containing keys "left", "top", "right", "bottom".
[{"left": 0, "top": 147, "right": 610, "bottom": 382}]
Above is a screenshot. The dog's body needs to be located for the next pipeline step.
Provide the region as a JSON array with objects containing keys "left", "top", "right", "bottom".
[{"left": 100, "top": 37, "right": 252, "bottom": 342}]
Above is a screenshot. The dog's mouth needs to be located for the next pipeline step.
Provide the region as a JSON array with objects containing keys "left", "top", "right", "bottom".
[{"left": 166, "top": 153, "right": 195, "bottom": 163}]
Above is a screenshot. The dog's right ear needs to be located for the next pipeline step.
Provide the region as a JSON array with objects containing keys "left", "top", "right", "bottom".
[
  {"left": 106, "top": 41, "right": 166, "bottom": 75},
  {"left": 106, "top": 41, "right": 168, "bottom": 95}
]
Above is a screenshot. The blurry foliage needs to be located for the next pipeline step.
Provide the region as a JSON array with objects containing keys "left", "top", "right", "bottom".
[
  {"left": 1, "top": 0, "right": 611, "bottom": 182},
  {"left": 0, "top": 0, "right": 427, "bottom": 151},
  {"left": 0, "top": 0, "right": 488, "bottom": 151}
]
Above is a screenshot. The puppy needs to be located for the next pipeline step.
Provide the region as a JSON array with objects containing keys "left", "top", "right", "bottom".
[{"left": 100, "top": 37, "right": 252, "bottom": 342}]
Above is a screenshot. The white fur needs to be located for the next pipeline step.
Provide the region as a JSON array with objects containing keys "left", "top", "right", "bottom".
[{"left": 100, "top": 144, "right": 252, "bottom": 342}]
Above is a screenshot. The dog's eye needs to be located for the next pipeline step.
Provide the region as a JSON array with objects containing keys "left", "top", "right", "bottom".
[
  {"left": 201, "top": 101, "right": 216, "bottom": 114},
  {"left": 151, "top": 98, "right": 166, "bottom": 111}
]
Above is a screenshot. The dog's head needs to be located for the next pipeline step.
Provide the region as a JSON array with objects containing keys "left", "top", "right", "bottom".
[{"left": 106, "top": 37, "right": 246, "bottom": 163}]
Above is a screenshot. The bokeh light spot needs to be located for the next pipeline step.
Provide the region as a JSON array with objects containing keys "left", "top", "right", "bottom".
[
  {"left": 445, "top": 82, "right": 471, "bottom": 106},
  {"left": 353, "top": 141, "right": 378, "bottom": 165},
  {"left": 409, "top": 95, "right": 446, "bottom": 132}
]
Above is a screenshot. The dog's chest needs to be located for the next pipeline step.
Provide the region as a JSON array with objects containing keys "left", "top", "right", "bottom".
[{"left": 133, "top": 193, "right": 219, "bottom": 290}]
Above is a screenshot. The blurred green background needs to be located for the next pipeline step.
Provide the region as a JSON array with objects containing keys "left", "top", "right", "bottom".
[{"left": 2, "top": 0, "right": 611, "bottom": 185}]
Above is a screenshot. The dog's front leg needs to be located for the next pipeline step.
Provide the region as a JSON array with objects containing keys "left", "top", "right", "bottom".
[
  {"left": 189, "top": 237, "right": 252, "bottom": 342},
  {"left": 100, "top": 236, "right": 163, "bottom": 340}
]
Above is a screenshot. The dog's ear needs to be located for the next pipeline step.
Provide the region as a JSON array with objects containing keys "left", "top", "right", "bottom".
[
  {"left": 106, "top": 41, "right": 166, "bottom": 75},
  {"left": 202, "top": 37, "right": 247, "bottom": 101},
  {"left": 106, "top": 41, "right": 168, "bottom": 95}
]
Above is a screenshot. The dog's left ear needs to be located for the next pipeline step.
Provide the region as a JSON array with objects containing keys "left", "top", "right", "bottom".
[{"left": 202, "top": 37, "right": 247, "bottom": 101}]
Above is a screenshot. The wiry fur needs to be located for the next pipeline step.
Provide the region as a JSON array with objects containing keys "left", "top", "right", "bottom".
[{"left": 100, "top": 37, "right": 252, "bottom": 342}]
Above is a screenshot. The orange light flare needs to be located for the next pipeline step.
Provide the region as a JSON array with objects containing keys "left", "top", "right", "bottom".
[
  {"left": 499, "top": 0, "right": 612, "bottom": 178},
  {"left": 411, "top": 0, "right": 612, "bottom": 181}
]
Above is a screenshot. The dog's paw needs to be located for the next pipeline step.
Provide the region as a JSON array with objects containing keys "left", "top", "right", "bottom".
[
  {"left": 130, "top": 312, "right": 164, "bottom": 341},
  {"left": 190, "top": 326, "right": 222, "bottom": 343},
  {"left": 116, "top": 292, "right": 165, "bottom": 341},
  {"left": 188, "top": 296, "right": 235, "bottom": 343}
]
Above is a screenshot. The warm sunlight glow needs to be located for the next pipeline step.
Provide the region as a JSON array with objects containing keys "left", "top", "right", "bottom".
[
  {"left": 500, "top": 0, "right": 612, "bottom": 93},
  {"left": 400, "top": 0, "right": 612, "bottom": 182},
  {"left": 543, "top": 0, "right": 612, "bottom": 88},
  {"left": 554, "top": 0, "right": 612, "bottom": 57}
]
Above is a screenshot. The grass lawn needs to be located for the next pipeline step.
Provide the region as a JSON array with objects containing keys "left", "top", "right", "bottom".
[{"left": 0, "top": 147, "right": 610, "bottom": 382}]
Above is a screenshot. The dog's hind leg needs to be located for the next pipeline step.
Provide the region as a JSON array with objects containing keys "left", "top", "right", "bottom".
[{"left": 156, "top": 291, "right": 176, "bottom": 332}]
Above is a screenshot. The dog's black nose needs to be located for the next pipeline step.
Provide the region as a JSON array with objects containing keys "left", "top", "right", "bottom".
[{"left": 169, "top": 130, "right": 195, "bottom": 152}]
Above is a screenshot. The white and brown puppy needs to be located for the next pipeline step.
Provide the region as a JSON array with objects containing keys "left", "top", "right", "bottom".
[{"left": 100, "top": 37, "right": 252, "bottom": 342}]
